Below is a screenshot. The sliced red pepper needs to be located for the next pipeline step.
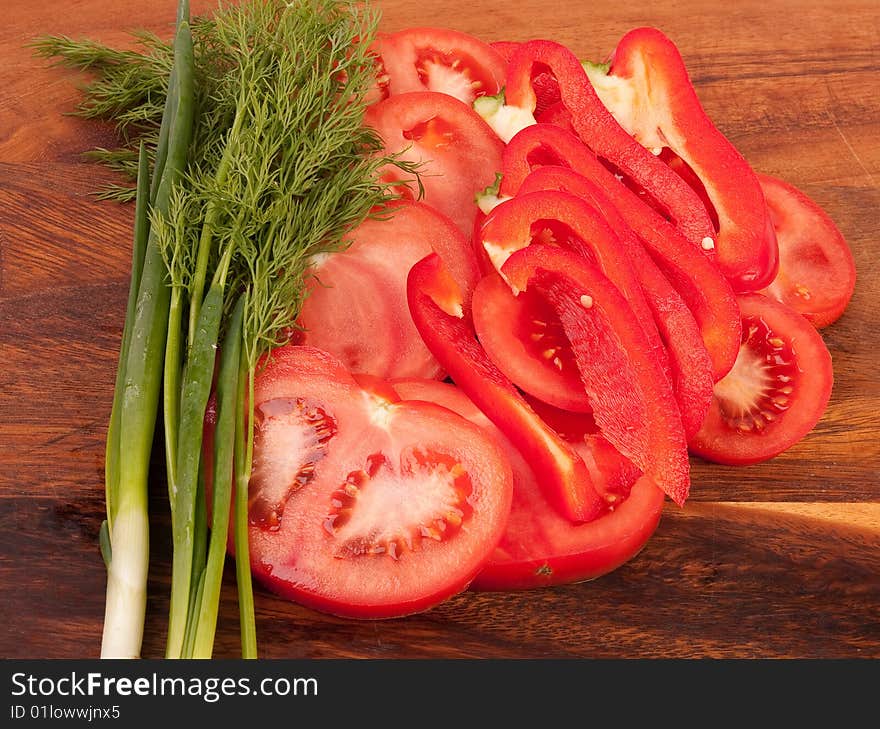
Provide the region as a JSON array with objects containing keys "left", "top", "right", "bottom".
[
  {"left": 501, "top": 244, "right": 690, "bottom": 505},
  {"left": 517, "top": 165, "right": 713, "bottom": 439},
  {"left": 472, "top": 272, "right": 595, "bottom": 414},
  {"left": 478, "top": 189, "right": 661, "bottom": 351},
  {"left": 406, "top": 253, "right": 604, "bottom": 523},
  {"left": 504, "top": 39, "right": 715, "bottom": 248},
  {"left": 490, "top": 40, "right": 561, "bottom": 117},
  {"left": 589, "top": 28, "right": 778, "bottom": 291},
  {"left": 501, "top": 123, "right": 741, "bottom": 380},
  {"left": 536, "top": 99, "right": 574, "bottom": 129}
]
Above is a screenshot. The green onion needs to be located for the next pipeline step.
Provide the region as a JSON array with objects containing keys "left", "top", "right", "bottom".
[
  {"left": 192, "top": 296, "right": 245, "bottom": 658},
  {"left": 39, "top": 0, "right": 418, "bottom": 660},
  {"left": 99, "top": 8, "right": 195, "bottom": 659}
]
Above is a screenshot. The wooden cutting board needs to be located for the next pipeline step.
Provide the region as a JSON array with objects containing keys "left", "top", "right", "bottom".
[{"left": 1, "top": 0, "right": 878, "bottom": 659}]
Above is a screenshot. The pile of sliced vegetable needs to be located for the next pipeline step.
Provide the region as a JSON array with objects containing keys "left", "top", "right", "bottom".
[
  {"left": 277, "top": 25, "right": 854, "bottom": 611},
  {"left": 39, "top": 2, "right": 855, "bottom": 656}
]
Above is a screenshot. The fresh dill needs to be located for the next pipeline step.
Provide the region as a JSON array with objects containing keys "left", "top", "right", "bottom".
[{"left": 37, "top": 0, "right": 416, "bottom": 658}]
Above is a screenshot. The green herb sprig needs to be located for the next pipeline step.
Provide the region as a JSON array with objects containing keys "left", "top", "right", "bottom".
[{"left": 38, "top": 0, "right": 417, "bottom": 659}]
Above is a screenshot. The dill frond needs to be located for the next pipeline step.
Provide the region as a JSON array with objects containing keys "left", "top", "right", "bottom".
[{"left": 37, "top": 0, "right": 416, "bottom": 353}]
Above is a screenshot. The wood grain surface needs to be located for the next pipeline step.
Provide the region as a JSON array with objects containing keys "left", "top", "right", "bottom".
[{"left": 1, "top": 0, "right": 878, "bottom": 659}]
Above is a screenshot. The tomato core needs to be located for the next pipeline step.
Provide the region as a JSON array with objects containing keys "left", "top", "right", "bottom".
[
  {"left": 325, "top": 448, "right": 473, "bottom": 560},
  {"left": 414, "top": 49, "right": 493, "bottom": 103},
  {"left": 250, "top": 397, "right": 338, "bottom": 532},
  {"left": 714, "top": 315, "right": 797, "bottom": 434}
]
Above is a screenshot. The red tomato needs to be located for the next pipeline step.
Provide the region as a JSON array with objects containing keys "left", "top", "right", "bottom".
[
  {"left": 389, "top": 378, "right": 663, "bottom": 590},
  {"left": 364, "top": 91, "right": 504, "bottom": 234},
  {"left": 472, "top": 271, "right": 593, "bottom": 413},
  {"left": 373, "top": 28, "right": 505, "bottom": 105},
  {"left": 245, "top": 346, "right": 513, "bottom": 618},
  {"left": 758, "top": 174, "right": 856, "bottom": 328},
  {"left": 689, "top": 294, "right": 833, "bottom": 465},
  {"left": 298, "top": 200, "right": 479, "bottom": 380}
]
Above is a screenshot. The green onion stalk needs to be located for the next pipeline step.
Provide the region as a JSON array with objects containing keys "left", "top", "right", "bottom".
[
  {"left": 37, "top": 0, "right": 419, "bottom": 660},
  {"left": 99, "top": 3, "right": 195, "bottom": 659}
]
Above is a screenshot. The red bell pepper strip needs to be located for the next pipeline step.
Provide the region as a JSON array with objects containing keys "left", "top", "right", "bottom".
[
  {"left": 501, "top": 244, "right": 690, "bottom": 506},
  {"left": 478, "top": 189, "right": 664, "bottom": 358},
  {"left": 517, "top": 166, "right": 714, "bottom": 439},
  {"left": 501, "top": 123, "right": 741, "bottom": 380},
  {"left": 490, "top": 40, "right": 561, "bottom": 117},
  {"left": 589, "top": 28, "right": 778, "bottom": 291},
  {"left": 406, "top": 253, "right": 604, "bottom": 523},
  {"left": 536, "top": 99, "right": 574, "bottom": 129},
  {"left": 505, "top": 39, "right": 715, "bottom": 249}
]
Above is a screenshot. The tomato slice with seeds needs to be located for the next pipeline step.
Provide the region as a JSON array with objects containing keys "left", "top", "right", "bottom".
[
  {"left": 245, "top": 345, "right": 513, "bottom": 618},
  {"left": 757, "top": 173, "right": 856, "bottom": 328},
  {"left": 473, "top": 272, "right": 593, "bottom": 413},
  {"left": 689, "top": 293, "right": 833, "bottom": 465},
  {"left": 372, "top": 28, "right": 506, "bottom": 105},
  {"left": 389, "top": 378, "right": 663, "bottom": 590},
  {"left": 365, "top": 91, "right": 504, "bottom": 235}
]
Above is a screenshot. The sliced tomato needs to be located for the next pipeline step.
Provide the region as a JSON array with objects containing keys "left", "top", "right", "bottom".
[
  {"left": 351, "top": 373, "right": 402, "bottom": 402},
  {"left": 473, "top": 272, "right": 593, "bottom": 413},
  {"left": 243, "top": 345, "right": 513, "bottom": 619},
  {"left": 478, "top": 469, "right": 663, "bottom": 590},
  {"left": 690, "top": 293, "right": 833, "bottom": 465},
  {"left": 758, "top": 174, "right": 856, "bottom": 328},
  {"left": 372, "top": 28, "right": 506, "bottom": 105},
  {"left": 389, "top": 378, "right": 663, "bottom": 590},
  {"left": 298, "top": 200, "right": 479, "bottom": 380},
  {"left": 364, "top": 91, "right": 504, "bottom": 235}
]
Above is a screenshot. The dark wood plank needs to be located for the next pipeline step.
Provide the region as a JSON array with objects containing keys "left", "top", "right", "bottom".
[
  {"left": 1, "top": 0, "right": 878, "bottom": 659},
  {"left": 3, "top": 496, "right": 877, "bottom": 658}
]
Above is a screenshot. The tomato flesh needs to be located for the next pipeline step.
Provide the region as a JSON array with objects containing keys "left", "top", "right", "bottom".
[
  {"left": 246, "top": 346, "right": 513, "bottom": 618},
  {"left": 389, "top": 377, "right": 663, "bottom": 590},
  {"left": 373, "top": 27, "right": 506, "bottom": 105},
  {"left": 758, "top": 173, "right": 856, "bottom": 328},
  {"left": 298, "top": 200, "right": 479, "bottom": 380},
  {"left": 690, "top": 294, "right": 833, "bottom": 465},
  {"left": 364, "top": 91, "right": 504, "bottom": 235},
  {"left": 472, "top": 272, "right": 592, "bottom": 413}
]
